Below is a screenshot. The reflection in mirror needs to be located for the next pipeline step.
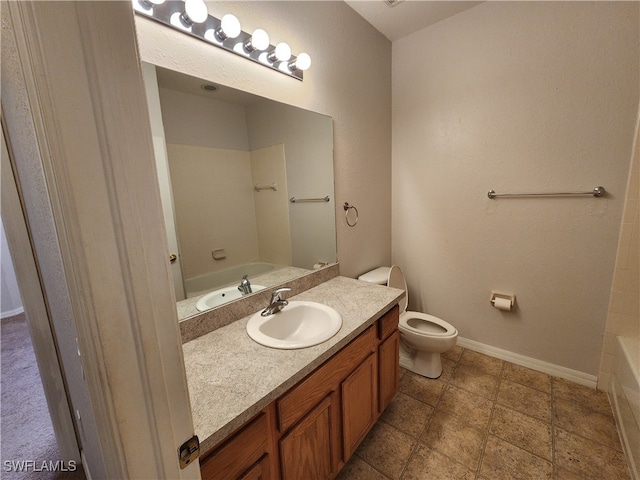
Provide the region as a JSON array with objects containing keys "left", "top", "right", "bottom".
[{"left": 142, "top": 63, "right": 337, "bottom": 319}]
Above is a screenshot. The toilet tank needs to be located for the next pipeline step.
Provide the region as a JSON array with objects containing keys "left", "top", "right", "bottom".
[{"left": 358, "top": 267, "right": 391, "bottom": 285}]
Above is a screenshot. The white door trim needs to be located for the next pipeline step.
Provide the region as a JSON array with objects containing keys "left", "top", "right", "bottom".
[{"left": 3, "top": 2, "right": 199, "bottom": 478}]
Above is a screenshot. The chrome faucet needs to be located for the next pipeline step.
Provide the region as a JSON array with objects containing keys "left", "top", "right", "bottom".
[
  {"left": 238, "top": 275, "right": 252, "bottom": 295},
  {"left": 261, "top": 287, "right": 291, "bottom": 316}
]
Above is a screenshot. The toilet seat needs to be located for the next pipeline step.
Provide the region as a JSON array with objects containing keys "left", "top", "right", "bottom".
[
  {"left": 400, "top": 311, "right": 457, "bottom": 338},
  {"left": 388, "top": 265, "right": 458, "bottom": 338}
]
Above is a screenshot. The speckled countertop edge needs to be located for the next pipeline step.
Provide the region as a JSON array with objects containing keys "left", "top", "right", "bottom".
[{"left": 181, "top": 276, "right": 404, "bottom": 455}]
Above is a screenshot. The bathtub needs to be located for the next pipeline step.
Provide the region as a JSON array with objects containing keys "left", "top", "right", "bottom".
[
  {"left": 185, "top": 262, "right": 278, "bottom": 298},
  {"left": 610, "top": 336, "right": 640, "bottom": 480}
]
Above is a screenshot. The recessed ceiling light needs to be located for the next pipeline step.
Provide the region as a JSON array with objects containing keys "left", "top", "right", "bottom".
[{"left": 201, "top": 84, "right": 218, "bottom": 92}]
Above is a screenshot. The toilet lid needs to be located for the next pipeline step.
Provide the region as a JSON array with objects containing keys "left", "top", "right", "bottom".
[{"left": 388, "top": 265, "right": 408, "bottom": 313}]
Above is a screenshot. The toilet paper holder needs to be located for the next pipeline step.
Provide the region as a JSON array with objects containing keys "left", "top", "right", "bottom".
[{"left": 490, "top": 291, "right": 515, "bottom": 311}]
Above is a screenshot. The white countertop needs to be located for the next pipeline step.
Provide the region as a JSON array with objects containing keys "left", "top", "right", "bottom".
[{"left": 181, "top": 276, "right": 404, "bottom": 454}]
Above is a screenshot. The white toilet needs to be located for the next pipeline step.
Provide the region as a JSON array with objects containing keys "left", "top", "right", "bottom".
[{"left": 359, "top": 265, "right": 458, "bottom": 379}]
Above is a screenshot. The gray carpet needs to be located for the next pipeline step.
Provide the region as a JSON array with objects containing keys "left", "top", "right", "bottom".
[{"left": 1, "top": 313, "right": 85, "bottom": 480}]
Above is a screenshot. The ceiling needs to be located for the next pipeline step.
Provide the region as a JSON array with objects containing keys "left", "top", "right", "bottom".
[
  {"left": 344, "top": 1, "right": 482, "bottom": 42},
  {"left": 156, "top": 66, "right": 262, "bottom": 106}
]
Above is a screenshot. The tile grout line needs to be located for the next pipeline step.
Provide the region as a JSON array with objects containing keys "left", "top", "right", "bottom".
[
  {"left": 397, "top": 354, "right": 457, "bottom": 480},
  {"left": 551, "top": 376, "right": 558, "bottom": 479},
  {"left": 473, "top": 359, "right": 506, "bottom": 479}
]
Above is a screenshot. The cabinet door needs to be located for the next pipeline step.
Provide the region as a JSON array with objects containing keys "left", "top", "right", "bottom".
[
  {"left": 379, "top": 331, "right": 400, "bottom": 414},
  {"left": 238, "top": 455, "right": 270, "bottom": 480},
  {"left": 341, "top": 353, "right": 377, "bottom": 459},
  {"left": 279, "top": 395, "right": 336, "bottom": 480}
]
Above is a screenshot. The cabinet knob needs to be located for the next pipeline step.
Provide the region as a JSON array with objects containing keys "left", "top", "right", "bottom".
[{"left": 169, "top": 253, "right": 177, "bottom": 263}]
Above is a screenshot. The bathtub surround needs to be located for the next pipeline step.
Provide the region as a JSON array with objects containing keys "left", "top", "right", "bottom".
[
  {"left": 610, "top": 337, "right": 640, "bottom": 480},
  {"left": 166, "top": 143, "right": 293, "bottom": 279},
  {"left": 183, "top": 261, "right": 281, "bottom": 299},
  {"left": 600, "top": 113, "right": 640, "bottom": 480},
  {"left": 392, "top": 2, "right": 639, "bottom": 378},
  {"left": 599, "top": 117, "right": 640, "bottom": 388}
]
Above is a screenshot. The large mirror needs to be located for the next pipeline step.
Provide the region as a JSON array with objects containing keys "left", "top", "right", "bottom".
[{"left": 142, "top": 64, "right": 337, "bottom": 319}]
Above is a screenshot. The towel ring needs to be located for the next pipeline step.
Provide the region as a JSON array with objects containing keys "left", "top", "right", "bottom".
[{"left": 343, "top": 202, "right": 359, "bottom": 227}]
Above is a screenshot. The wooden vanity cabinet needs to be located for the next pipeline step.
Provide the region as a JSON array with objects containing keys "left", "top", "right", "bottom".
[
  {"left": 200, "top": 406, "right": 276, "bottom": 480},
  {"left": 200, "top": 305, "right": 399, "bottom": 480}
]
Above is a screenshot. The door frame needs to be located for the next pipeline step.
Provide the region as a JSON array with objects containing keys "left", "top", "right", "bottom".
[
  {"left": 1, "top": 119, "right": 81, "bottom": 466},
  {"left": 2, "top": 2, "right": 199, "bottom": 478}
]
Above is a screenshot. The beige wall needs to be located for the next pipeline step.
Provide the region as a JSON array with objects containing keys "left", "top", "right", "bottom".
[
  {"left": 134, "top": 1, "right": 392, "bottom": 278},
  {"left": 599, "top": 115, "right": 640, "bottom": 389},
  {"left": 250, "top": 144, "right": 292, "bottom": 266},
  {"left": 392, "top": 2, "right": 639, "bottom": 376},
  {"left": 167, "top": 144, "right": 259, "bottom": 278}
]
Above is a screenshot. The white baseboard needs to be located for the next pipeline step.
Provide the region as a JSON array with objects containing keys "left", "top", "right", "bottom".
[
  {"left": 456, "top": 336, "right": 598, "bottom": 389},
  {"left": 1, "top": 306, "right": 24, "bottom": 320}
]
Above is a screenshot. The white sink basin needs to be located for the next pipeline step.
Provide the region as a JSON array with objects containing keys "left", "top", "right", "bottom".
[
  {"left": 246, "top": 301, "right": 342, "bottom": 349},
  {"left": 196, "top": 285, "right": 266, "bottom": 312}
]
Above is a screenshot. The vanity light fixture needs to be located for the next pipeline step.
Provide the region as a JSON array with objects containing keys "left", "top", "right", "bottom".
[{"left": 132, "top": 0, "right": 311, "bottom": 81}]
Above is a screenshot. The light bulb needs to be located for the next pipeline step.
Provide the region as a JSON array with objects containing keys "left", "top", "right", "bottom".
[
  {"left": 270, "top": 42, "right": 291, "bottom": 62},
  {"left": 289, "top": 52, "right": 311, "bottom": 71},
  {"left": 247, "top": 28, "right": 270, "bottom": 51},
  {"left": 181, "top": 0, "right": 208, "bottom": 25},
  {"left": 219, "top": 14, "right": 241, "bottom": 39}
]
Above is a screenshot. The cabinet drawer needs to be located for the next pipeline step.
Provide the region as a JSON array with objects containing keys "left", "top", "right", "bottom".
[
  {"left": 378, "top": 305, "right": 399, "bottom": 341},
  {"left": 201, "top": 411, "right": 269, "bottom": 480},
  {"left": 277, "top": 325, "right": 376, "bottom": 433}
]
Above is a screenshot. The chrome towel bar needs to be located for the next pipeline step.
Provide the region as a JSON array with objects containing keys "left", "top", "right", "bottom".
[
  {"left": 289, "top": 196, "right": 330, "bottom": 203},
  {"left": 488, "top": 186, "right": 605, "bottom": 199}
]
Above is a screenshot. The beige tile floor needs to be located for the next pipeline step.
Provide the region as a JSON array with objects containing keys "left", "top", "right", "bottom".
[{"left": 337, "top": 346, "right": 631, "bottom": 480}]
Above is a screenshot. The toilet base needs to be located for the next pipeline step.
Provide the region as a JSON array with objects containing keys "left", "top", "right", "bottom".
[{"left": 399, "top": 347, "right": 443, "bottom": 379}]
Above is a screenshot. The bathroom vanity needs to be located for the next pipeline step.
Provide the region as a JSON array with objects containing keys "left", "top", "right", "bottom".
[{"left": 181, "top": 276, "right": 403, "bottom": 480}]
